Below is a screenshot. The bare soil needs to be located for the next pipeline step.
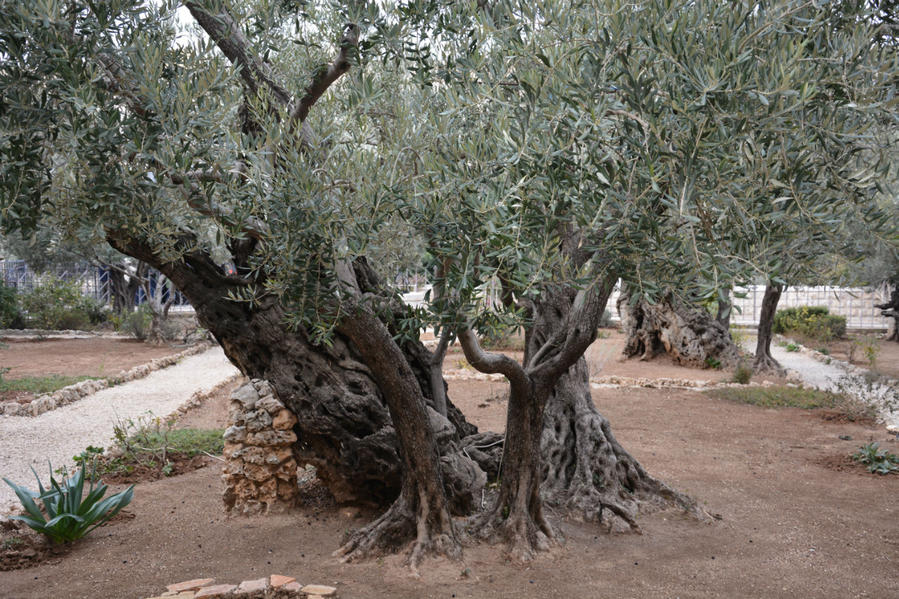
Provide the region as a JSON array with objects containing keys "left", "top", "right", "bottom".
[
  {"left": 804, "top": 334, "right": 899, "bottom": 379},
  {"left": 0, "top": 338, "right": 189, "bottom": 403},
  {"left": 2, "top": 337, "right": 898, "bottom": 598}
]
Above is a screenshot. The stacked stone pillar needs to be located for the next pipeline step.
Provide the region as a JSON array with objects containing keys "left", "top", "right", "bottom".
[{"left": 222, "top": 380, "right": 300, "bottom": 514}]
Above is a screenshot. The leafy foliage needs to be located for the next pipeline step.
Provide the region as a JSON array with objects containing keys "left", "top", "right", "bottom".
[
  {"left": 2, "top": 461, "right": 133, "bottom": 544},
  {"left": 852, "top": 442, "right": 899, "bottom": 475},
  {"left": 0, "top": 284, "right": 23, "bottom": 328},
  {"left": 773, "top": 306, "right": 847, "bottom": 342},
  {"left": 19, "top": 277, "right": 106, "bottom": 330}
]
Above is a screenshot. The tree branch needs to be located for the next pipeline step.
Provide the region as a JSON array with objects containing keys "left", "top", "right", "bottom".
[
  {"left": 527, "top": 269, "right": 617, "bottom": 382},
  {"left": 457, "top": 328, "right": 529, "bottom": 390},
  {"left": 289, "top": 24, "right": 359, "bottom": 127},
  {"left": 184, "top": 0, "right": 290, "bottom": 106}
]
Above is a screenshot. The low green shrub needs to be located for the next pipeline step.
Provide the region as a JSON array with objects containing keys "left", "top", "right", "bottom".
[
  {"left": 3, "top": 461, "right": 133, "bottom": 543},
  {"left": 121, "top": 306, "right": 152, "bottom": 340},
  {"left": 0, "top": 283, "right": 24, "bottom": 328},
  {"left": 732, "top": 361, "right": 753, "bottom": 384},
  {"left": 19, "top": 278, "right": 106, "bottom": 330},
  {"left": 772, "top": 306, "right": 846, "bottom": 342}
]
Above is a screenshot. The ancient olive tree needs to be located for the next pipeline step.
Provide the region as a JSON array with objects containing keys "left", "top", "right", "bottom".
[{"left": 0, "top": 0, "right": 895, "bottom": 565}]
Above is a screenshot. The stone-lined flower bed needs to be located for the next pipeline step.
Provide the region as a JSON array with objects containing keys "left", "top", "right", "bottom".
[
  {"left": 144, "top": 576, "right": 337, "bottom": 599},
  {"left": 0, "top": 343, "right": 211, "bottom": 417}
]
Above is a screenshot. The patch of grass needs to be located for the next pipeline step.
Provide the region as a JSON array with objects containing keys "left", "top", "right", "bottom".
[
  {"left": 785, "top": 343, "right": 800, "bottom": 352},
  {"left": 0, "top": 374, "right": 97, "bottom": 394},
  {"left": 1, "top": 536, "right": 24, "bottom": 550},
  {"left": 68, "top": 412, "right": 225, "bottom": 482},
  {"left": 135, "top": 428, "right": 225, "bottom": 456},
  {"left": 705, "top": 385, "right": 842, "bottom": 409}
]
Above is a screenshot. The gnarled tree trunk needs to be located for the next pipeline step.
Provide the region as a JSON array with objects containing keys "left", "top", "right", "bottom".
[
  {"left": 535, "top": 288, "right": 698, "bottom": 531},
  {"left": 109, "top": 237, "right": 486, "bottom": 522},
  {"left": 754, "top": 282, "right": 785, "bottom": 373},
  {"left": 618, "top": 290, "right": 739, "bottom": 368},
  {"left": 540, "top": 358, "right": 697, "bottom": 530}
]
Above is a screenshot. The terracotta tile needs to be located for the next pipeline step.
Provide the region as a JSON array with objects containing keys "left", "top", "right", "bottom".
[
  {"left": 270, "top": 574, "right": 297, "bottom": 588},
  {"left": 194, "top": 584, "right": 237, "bottom": 598},
  {"left": 167, "top": 579, "right": 215, "bottom": 593}
]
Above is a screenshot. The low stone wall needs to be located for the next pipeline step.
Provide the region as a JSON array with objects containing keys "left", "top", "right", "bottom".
[{"left": 222, "top": 380, "right": 300, "bottom": 514}]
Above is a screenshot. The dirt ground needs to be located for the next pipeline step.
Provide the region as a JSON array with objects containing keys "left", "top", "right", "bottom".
[
  {"left": 3, "top": 352, "right": 898, "bottom": 598},
  {"left": 0, "top": 338, "right": 187, "bottom": 380},
  {"left": 805, "top": 334, "right": 899, "bottom": 379}
]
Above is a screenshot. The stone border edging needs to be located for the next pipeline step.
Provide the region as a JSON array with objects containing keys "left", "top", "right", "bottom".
[
  {"left": 0, "top": 342, "right": 212, "bottom": 417},
  {"left": 144, "top": 575, "right": 336, "bottom": 598},
  {"left": 0, "top": 328, "right": 133, "bottom": 340},
  {"left": 168, "top": 373, "right": 245, "bottom": 422}
]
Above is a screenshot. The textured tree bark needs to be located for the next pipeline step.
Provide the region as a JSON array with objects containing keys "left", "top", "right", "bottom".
[
  {"left": 334, "top": 307, "right": 461, "bottom": 567},
  {"left": 875, "top": 284, "right": 899, "bottom": 342},
  {"left": 619, "top": 291, "right": 739, "bottom": 368},
  {"left": 716, "top": 295, "right": 732, "bottom": 329},
  {"left": 539, "top": 358, "right": 698, "bottom": 530},
  {"left": 108, "top": 236, "right": 485, "bottom": 512},
  {"left": 754, "top": 282, "right": 785, "bottom": 372},
  {"left": 468, "top": 376, "right": 554, "bottom": 561},
  {"left": 534, "top": 288, "right": 699, "bottom": 531},
  {"left": 466, "top": 282, "right": 701, "bottom": 560}
]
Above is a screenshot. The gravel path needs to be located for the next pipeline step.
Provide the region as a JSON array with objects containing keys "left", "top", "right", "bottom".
[{"left": 0, "top": 347, "right": 240, "bottom": 513}]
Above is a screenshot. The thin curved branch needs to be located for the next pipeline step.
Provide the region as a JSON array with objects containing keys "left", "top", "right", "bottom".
[
  {"left": 457, "top": 328, "right": 529, "bottom": 391},
  {"left": 289, "top": 24, "right": 360, "bottom": 127}
]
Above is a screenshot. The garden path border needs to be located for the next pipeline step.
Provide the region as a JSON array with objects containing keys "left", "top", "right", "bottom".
[{"left": 0, "top": 342, "right": 212, "bottom": 417}]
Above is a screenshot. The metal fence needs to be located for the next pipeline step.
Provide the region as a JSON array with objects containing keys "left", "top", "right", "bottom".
[
  {"left": 729, "top": 284, "right": 892, "bottom": 330},
  {"left": 0, "top": 260, "right": 191, "bottom": 309},
  {"left": 405, "top": 280, "right": 892, "bottom": 332}
]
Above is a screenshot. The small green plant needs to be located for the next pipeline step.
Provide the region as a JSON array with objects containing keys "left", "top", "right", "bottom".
[
  {"left": 816, "top": 347, "right": 830, "bottom": 355},
  {"left": 849, "top": 335, "right": 880, "bottom": 369},
  {"left": 732, "top": 361, "right": 753, "bottom": 385},
  {"left": 785, "top": 343, "right": 800, "bottom": 352},
  {"left": 705, "top": 356, "right": 722, "bottom": 370},
  {"left": 3, "top": 461, "right": 134, "bottom": 543},
  {"left": 852, "top": 443, "right": 899, "bottom": 475},
  {"left": 73, "top": 446, "right": 105, "bottom": 470}
]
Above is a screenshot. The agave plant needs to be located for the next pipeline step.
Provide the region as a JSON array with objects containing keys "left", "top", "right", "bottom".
[
  {"left": 3, "top": 460, "right": 134, "bottom": 543},
  {"left": 852, "top": 443, "right": 899, "bottom": 475}
]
